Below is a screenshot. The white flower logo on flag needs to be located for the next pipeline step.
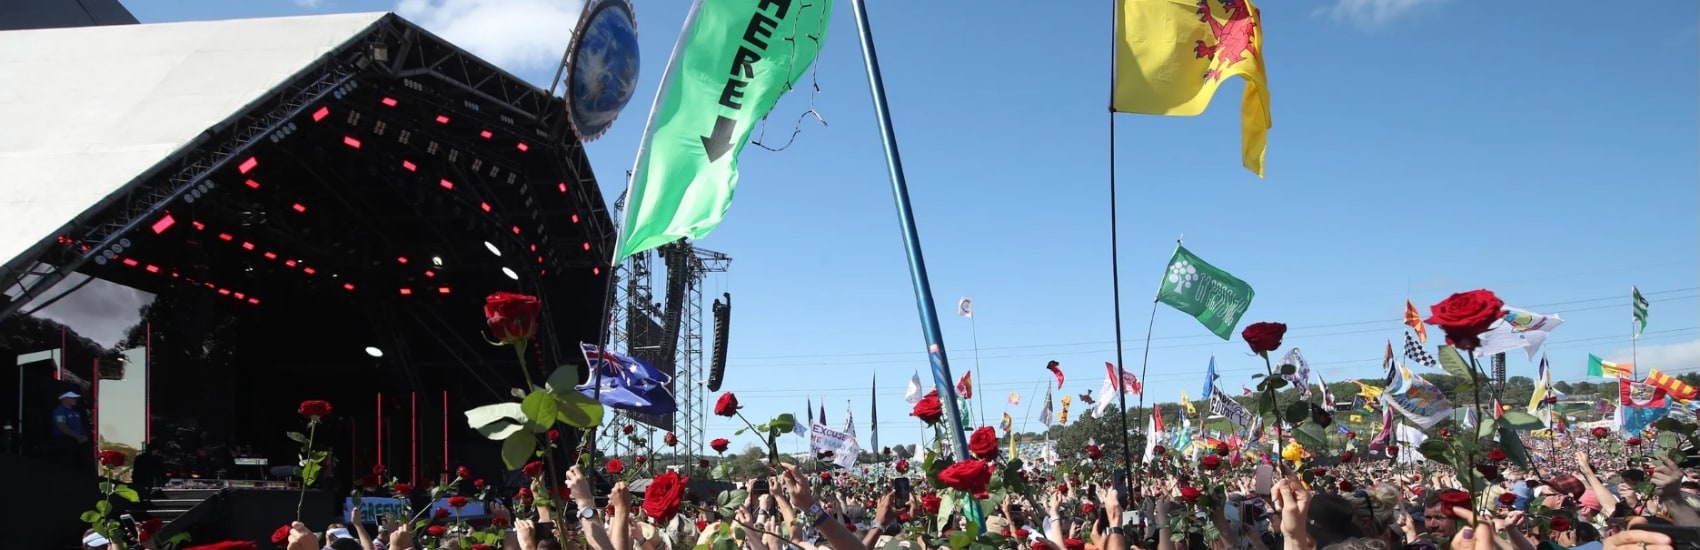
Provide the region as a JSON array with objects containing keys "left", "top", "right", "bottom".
[{"left": 1167, "top": 261, "right": 1198, "bottom": 292}]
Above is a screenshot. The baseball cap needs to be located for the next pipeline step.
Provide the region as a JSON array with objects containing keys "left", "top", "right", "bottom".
[{"left": 60, "top": 391, "right": 81, "bottom": 399}]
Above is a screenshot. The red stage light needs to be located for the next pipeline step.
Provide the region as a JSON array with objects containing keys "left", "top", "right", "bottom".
[
  {"left": 291, "top": 203, "right": 306, "bottom": 213},
  {"left": 192, "top": 221, "right": 206, "bottom": 230},
  {"left": 217, "top": 233, "right": 233, "bottom": 241},
  {"left": 399, "top": 288, "right": 413, "bottom": 296},
  {"left": 437, "top": 287, "right": 451, "bottom": 295},
  {"left": 397, "top": 256, "right": 409, "bottom": 264},
  {"left": 529, "top": 244, "right": 537, "bottom": 252},
  {"left": 233, "top": 292, "right": 245, "bottom": 299},
  {"left": 402, "top": 160, "right": 417, "bottom": 172},
  {"left": 480, "top": 202, "right": 491, "bottom": 212},
  {"left": 439, "top": 179, "right": 454, "bottom": 190},
  {"left": 558, "top": 182, "right": 567, "bottom": 193},
  {"left": 381, "top": 97, "right": 398, "bottom": 107},
  {"left": 343, "top": 283, "right": 356, "bottom": 291},
  {"left": 537, "top": 256, "right": 543, "bottom": 264},
  {"left": 151, "top": 214, "right": 175, "bottom": 234},
  {"left": 479, "top": 130, "right": 493, "bottom": 139},
  {"left": 241, "top": 242, "right": 255, "bottom": 250},
  {"left": 582, "top": 242, "right": 591, "bottom": 251},
  {"left": 516, "top": 142, "right": 529, "bottom": 152},
  {"left": 343, "top": 136, "right": 362, "bottom": 149},
  {"left": 244, "top": 179, "right": 261, "bottom": 189},
  {"left": 145, "top": 265, "right": 160, "bottom": 273},
  {"left": 248, "top": 297, "right": 260, "bottom": 305},
  {"left": 312, "top": 106, "right": 330, "bottom": 122},
  {"left": 263, "top": 251, "right": 277, "bottom": 260},
  {"left": 593, "top": 267, "right": 601, "bottom": 275},
  {"left": 238, "top": 157, "right": 258, "bottom": 174},
  {"left": 435, "top": 115, "right": 450, "bottom": 124},
  {"left": 217, "top": 288, "right": 231, "bottom": 296},
  {"left": 424, "top": 271, "right": 436, "bottom": 278},
  {"left": 285, "top": 260, "right": 298, "bottom": 267},
  {"left": 571, "top": 214, "right": 580, "bottom": 223},
  {"left": 302, "top": 267, "right": 316, "bottom": 275},
  {"left": 511, "top": 226, "right": 520, "bottom": 235}
]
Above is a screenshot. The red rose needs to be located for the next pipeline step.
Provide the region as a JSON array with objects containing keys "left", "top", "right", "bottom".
[
  {"left": 1439, "top": 429, "right": 1452, "bottom": 438},
  {"left": 1487, "top": 449, "right": 1507, "bottom": 462},
  {"left": 1386, "top": 445, "right": 1399, "bottom": 457},
  {"left": 606, "top": 459, "right": 624, "bottom": 475},
  {"left": 1345, "top": 431, "right": 1356, "bottom": 439},
  {"left": 138, "top": 518, "right": 163, "bottom": 541},
  {"left": 621, "top": 423, "right": 635, "bottom": 435},
  {"left": 710, "top": 437, "right": 730, "bottom": 453},
  {"left": 1065, "top": 539, "right": 1086, "bottom": 550},
  {"left": 371, "top": 464, "right": 386, "bottom": 476},
  {"left": 1476, "top": 463, "right": 1501, "bottom": 481},
  {"left": 714, "top": 393, "right": 740, "bottom": 417},
  {"left": 271, "top": 525, "right": 293, "bottom": 544},
  {"left": 98, "top": 449, "right": 127, "bottom": 467},
  {"left": 635, "top": 455, "right": 647, "bottom": 464},
  {"left": 1340, "top": 451, "right": 1354, "bottom": 463},
  {"left": 642, "top": 471, "right": 689, "bottom": 523},
  {"left": 484, "top": 291, "right": 541, "bottom": 343},
  {"left": 426, "top": 525, "right": 448, "bottom": 537},
  {"left": 449, "top": 495, "right": 469, "bottom": 508},
  {"left": 548, "top": 429, "right": 560, "bottom": 442},
  {"left": 896, "top": 459, "right": 910, "bottom": 474},
  {"left": 473, "top": 545, "right": 493, "bottom": 550},
  {"left": 491, "top": 516, "right": 510, "bottom": 528},
  {"left": 921, "top": 494, "right": 941, "bottom": 514},
  {"left": 1311, "top": 467, "right": 1327, "bottom": 477},
  {"left": 298, "top": 400, "right": 333, "bottom": 419},
  {"left": 1438, "top": 490, "right": 1471, "bottom": 517},
  {"left": 1082, "top": 501, "right": 1096, "bottom": 514},
  {"left": 393, "top": 483, "right": 413, "bottom": 496},
  {"left": 1179, "top": 486, "right": 1203, "bottom": 503},
  {"left": 1201, "top": 455, "right": 1222, "bottom": 470},
  {"left": 522, "top": 460, "right": 545, "bottom": 478},
  {"left": 1592, "top": 427, "right": 1610, "bottom": 438},
  {"left": 1153, "top": 445, "right": 1166, "bottom": 456},
  {"left": 1215, "top": 443, "right": 1230, "bottom": 457},
  {"left": 457, "top": 466, "right": 472, "bottom": 479},
  {"left": 820, "top": 472, "right": 831, "bottom": 481},
  {"left": 937, "top": 460, "right": 994, "bottom": 494},
  {"left": 1628, "top": 436, "right": 1644, "bottom": 446},
  {"left": 361, "top": 474, "right": 382, "bottom": 488},
  {"left": 698, "top": 459, "right": 710, "bottom": 468},
  {"left": 899, "top": 512, "right": 911, "bottom": 523},
  {"left": 1549, "top": 517, "right": 1572, "bottom": 532},
  {"left": 473, "top": 478, "right": 485, "bottom": 489},
  {"left": 1339, "top": 480, "right": 1356, "bottom": 492},
  {"left": 1424, "top": 290, "right": 1504, "bottom": 351},
  {"left": 911, "top": 390, "right": 944, "bottom": 425},
  {"left": 968, "top": 427, "right": 999, "bottom": 459},
  {"left": 1241, "top": 322, "right": 1288, "bottom": 355},
  {"left": 515, "top": 487, "right": 532, "bottom": 500},
  {"left": 695, "top": 519, "right": 708, "bottom": 532},
  {"left": 1498, "top": 492, "right": 1517, "bottom": 506},
  {"left": 435, "top": 509, "right": 450, "bottom": 519},
  {"left": 665, "top": 432, "right": 678, "bottom": 446},
  {"left": 1086, "top": 445, "right": 1103, "bottom": 460}
]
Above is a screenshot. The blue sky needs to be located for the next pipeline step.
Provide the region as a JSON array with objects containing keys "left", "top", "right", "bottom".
[{"left": 128, "top": 0, "right": 1700, "bottom": 451}]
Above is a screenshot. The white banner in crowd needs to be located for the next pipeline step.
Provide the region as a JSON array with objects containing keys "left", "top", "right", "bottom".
[
  {"left": 809, "top": 422, "right": 859, "bottom": 470},
  {"left": 344, "top": 497, "right": 487, "bottom": 523}
]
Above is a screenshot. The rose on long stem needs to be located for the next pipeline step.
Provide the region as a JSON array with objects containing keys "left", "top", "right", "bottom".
[
  {"left": 296, "top": 421, "right": 317, "bottom": 522},
  {"left": 1259, "top": 354, "right": 1285, "bottom": 444},
  {"left": 1465, "top": 354, "right": 1488, "bottom": 520},
  {"left": 512, "top": 343, "right": 563, "bottom": 508},
  {"left": 733, "top": 411, "right": 776, "bottom": 467}
]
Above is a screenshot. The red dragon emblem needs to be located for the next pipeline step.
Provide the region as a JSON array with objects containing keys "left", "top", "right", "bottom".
[{"left": 1192, "top": 0, "right": 1259, "bottom": 82}]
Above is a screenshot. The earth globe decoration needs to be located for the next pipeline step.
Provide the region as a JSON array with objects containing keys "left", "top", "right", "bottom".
[{"left": 564, "top": 0, "right": 640, "bottom": 142}]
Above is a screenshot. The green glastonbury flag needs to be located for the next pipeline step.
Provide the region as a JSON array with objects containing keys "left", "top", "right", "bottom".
[
  {"left": 616, "top": 0, "right": 834, "bottom": 260},
  {"left": 1157, "top": 245, "right": 1255, "bottom": 340}
]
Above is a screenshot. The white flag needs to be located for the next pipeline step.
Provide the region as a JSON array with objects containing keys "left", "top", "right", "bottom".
[
  {"left": 1473, "top": 306, "right": 1563, "bottom": 360},
  {"left": 1092, "top": 377, "right": 1117, "bottom": 418},
  {"left": 1039, "top": 388, "right": 1054, "bottom": 427},
  {"left": 1279, "top": 348, "right": 1312, "bottom": 400},
  {"left": 957, "top": 297, "right": 973, "bottom": 318},
  {"left": 905, "top": 372, "right": 923, "bottom": 404}
]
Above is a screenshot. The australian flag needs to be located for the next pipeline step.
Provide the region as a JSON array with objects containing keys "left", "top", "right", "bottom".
[{"left": 576, "top": 343, "right": 678, "bottom": 415}]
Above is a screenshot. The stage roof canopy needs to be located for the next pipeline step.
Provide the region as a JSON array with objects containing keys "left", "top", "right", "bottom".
[{"left": 0, "top": 12, "right": 387, "bottom": 270}]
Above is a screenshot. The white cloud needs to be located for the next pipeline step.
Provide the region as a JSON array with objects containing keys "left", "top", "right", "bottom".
[
  {"left": 1602, "top": 338, "right": 1700, "bottom": 375},
  {"left": 1318, "top": 0, "right": 1449, "bottom": 29},
  {"left": 294, "top": 0, "right": 327, "bottom": 8},
  {"left": 395, "top": 0, "right": 587, "bottom": 75}
]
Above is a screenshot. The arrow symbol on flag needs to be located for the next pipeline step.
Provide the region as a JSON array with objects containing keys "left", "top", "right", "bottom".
[{"left": 700, "top": 115, "right": 737, "bottom": 162}]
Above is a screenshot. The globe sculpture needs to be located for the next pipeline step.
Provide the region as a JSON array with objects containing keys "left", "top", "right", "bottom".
[{"left": 564, "top": 0, "right": 639, "bottom": 142}]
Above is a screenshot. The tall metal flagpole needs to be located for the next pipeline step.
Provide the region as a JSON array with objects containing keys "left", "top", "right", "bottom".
[
  {"left": 970, "top": 312, "right": 987, "bottom": 428},
  {"left": 850, "top": 0, "right": 983, "bottom": 526},
  {"left": 1105, "top": 0, "right": 1139, "bottom": 489}
]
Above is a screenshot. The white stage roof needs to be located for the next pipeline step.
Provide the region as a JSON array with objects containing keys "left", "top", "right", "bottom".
[{"left": 0, "top": 12, "right": 386, "bottom": 269}]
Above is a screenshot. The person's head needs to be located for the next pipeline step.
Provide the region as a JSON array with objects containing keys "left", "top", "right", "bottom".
[
  {"left": 60, "top": 391, "right": 80, "bottom": 407},
  {"left": 1420, "top": 491, "right": 1460, "bottom": 534},
  {"left": 1307, "top": 493, "right": 1364, "bottom": 548}
]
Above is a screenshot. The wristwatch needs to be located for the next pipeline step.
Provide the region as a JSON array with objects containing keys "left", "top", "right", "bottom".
[
  {"left": 579, "top": 507, "right": 597, "bottom": 520},
  {"left": 1107, "top": 526, "right": 1125, "bottom": 536},
  {"left": 806, "top": 504, "right": 831, "bottom": 527}
]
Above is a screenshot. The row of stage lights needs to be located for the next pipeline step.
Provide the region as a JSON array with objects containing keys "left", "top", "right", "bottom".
[{"left": 98, "top": 92, "right": 608, "bottom": 307}]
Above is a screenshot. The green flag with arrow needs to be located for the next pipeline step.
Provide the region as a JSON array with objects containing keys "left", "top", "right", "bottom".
[{"left": 616, "top": 0, "right": 834, "bottom": 261}]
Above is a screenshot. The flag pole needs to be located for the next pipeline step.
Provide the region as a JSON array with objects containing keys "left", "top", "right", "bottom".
[
  {"left": 1630, "top": 286, "right": 1639, "bottom": 374},
  {"left": 970, "top": 312, "right": 987, "bottom": 428},
  {"left": 849, "top": 0, "right": 983, "bottom": 526}
]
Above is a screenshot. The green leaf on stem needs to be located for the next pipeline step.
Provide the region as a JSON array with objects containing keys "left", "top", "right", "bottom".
[
  {"left": 286, "top": 431, "right": 310, "bottom": 445},
  {"left": 1496, "top": 422, "right": 1532, "bottom": 469},
  {"left": 521, "top": 390, "right": 558, "bottom": 433},
  {"left": 81, "top": 510, "right": 102, "bottom": 524},
  {"left": 717, "top": 489, "right": 748, "bottom": 518},
  {"left": 1279, "top": 364, "right": 1297, "bottom": 376},
  {"left": 937, "top": 492, "right": 957, "bottom": 526},
  {"left": 1417, "top": 439, "right": 1451, "bottom": 464},
  {"left": 554, "top": 392, "right": 605, "bottom": 428},
  {"left": 1654, "top": 418, "right": 1691, "bottom": 435},
  {"left": 544, "top": 364, "right": 580, "bottom": 394},
  {"left": 949, "top": 532, "right": 974, "bottom": 550},
  {"left": 769, "top": 413, "right": 797, "bottom": 434},
  {"left": 501, "top": 432, "right": 537, "bottom": 470},
  {"left": 1284, "top": 402, "right": 1310, "bottom": 425},
  {"left": 302, "top": 461, "right": 321, "bottom": 486},
  {"left": 1257, "top": 391, "right": 1278, "bottom": 416},
  {"left": 1477, "top": 418, "right": 1498, "bottom": 439},
  {"left": 1436, "top": 346, "right": 1472, "bottom": 379},
  {"left": 1294, "top": 423, "right": 1329, "bottom": 451},
  {"left": 713, "top": 536, "right": 739, "bottom": 550},
  {"left": 167, "top": 532, "right": 192, "bottom": 546},
  {"left": 466, "top": 403, "right": 526, "bottom": 436},
  {"left": 477, "top": 419, "right": 526, "bottom": 440},
  {"left": 96, "top": 500, "right": 111, "bottom": 516},
  {"left": 1500, "top": 411, "right": 1544, "bottom": 431}
]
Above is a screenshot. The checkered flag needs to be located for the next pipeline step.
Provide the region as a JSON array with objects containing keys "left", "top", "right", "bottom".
[{"left": 1404, "top": 332, "right": 1438, "bottom": 369}]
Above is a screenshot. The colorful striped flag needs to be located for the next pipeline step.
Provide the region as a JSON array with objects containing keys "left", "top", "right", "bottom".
[
  {"left": 1633, "top": 286, "right": 1650, "bottom": 339},
  {"left": 1646, "top": 369, "right": 1697, "bottom": 401},
  {"left": 956, "top": 371, "right": 973, "bottom": 399},
  {"left": 1000, "top": 412, "right": 1013, "bottom": 432},
  {"left": 1587, "top": 354, "right": 1634, "bottom": 379},
  {"left": 1404, "top": 299, "right": 1427, "bottom": 344}
]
